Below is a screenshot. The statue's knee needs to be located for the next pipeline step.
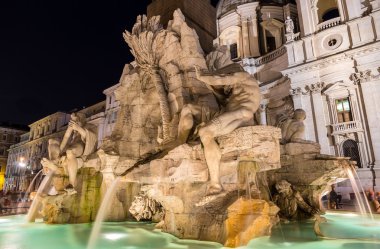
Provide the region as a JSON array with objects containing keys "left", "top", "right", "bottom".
[
  {"left": 199, "top": 127, "right": 213, "bottom": 143},
  {"left": 66, "top": 149, "right": 74, "bottom": 158},
  {"left": 181, "top": 104, "right": 194, "bottom": 116}
]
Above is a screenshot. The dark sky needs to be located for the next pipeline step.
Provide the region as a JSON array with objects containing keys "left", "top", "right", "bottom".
[{"left": 0, "top": 0, "right": 219, "bottom": 126}]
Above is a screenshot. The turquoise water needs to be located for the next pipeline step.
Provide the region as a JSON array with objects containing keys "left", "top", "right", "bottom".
[{"left": 0, "top": 212, "right": 379, "bottom": 249}]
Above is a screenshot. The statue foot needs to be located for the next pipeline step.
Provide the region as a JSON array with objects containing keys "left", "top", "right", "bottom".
[{"left": 206, "top": 184, "right": 223, "bottom": 196}]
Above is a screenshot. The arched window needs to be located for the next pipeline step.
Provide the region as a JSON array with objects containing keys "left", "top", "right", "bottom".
[
  {"left": 322, "top": 8, "right": 340, "bottom": 22},
  {"left": 317, "top": 0, "right": 340, "bottom": 23},
  {"left": 342, "top": 139, "right": 362, "bottom": 168}
]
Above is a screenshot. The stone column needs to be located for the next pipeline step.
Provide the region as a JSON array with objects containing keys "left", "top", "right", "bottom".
[
  {"left": 295, "top": 0, "right": 316, "bottom": 36},
  {"left": 290, "top": 87, "right": 316, "bottom": 141},
  {"left": 241, "top": 18, "right": 251, "bottom": 58},
  {"left": 248, "top": 17, "right": 261, "bottom": 57},
  {"left": 307, "top": 83, "right": 330, "bottom": 155},
  {"left": 303, "top": 36, "right": 316, "bottom": 62},
  {"left": 343, "top": 0, "right": 362, "bottom": 21},
  {"left": 358, "top": 79, "right": 380, "bottom": 167},
  {"left": 237, "top": 2, "right": 260, "bottom": 57},
  {"left": 259, "top": 100, "right": 268, "bottom": 125}
]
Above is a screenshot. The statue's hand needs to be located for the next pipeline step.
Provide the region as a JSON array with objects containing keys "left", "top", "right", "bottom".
[
  {"left": 69, "top": 120, "right": 81, "bottom": 132},
  {"left": 41, "top": 157, "right": 58, "bottom": 172}
]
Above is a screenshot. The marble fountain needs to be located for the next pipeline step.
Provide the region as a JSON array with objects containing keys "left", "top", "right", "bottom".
[{"left": 1, "top": 9, "right": 379, "bottom": 249}]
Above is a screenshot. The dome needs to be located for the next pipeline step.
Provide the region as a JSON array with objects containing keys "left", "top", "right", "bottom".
[
  {"left": 216, "top": 0, "right": 256, "bottom": 18},
  {"left": 216, "top": 0, "right": 295, "bottom": 19}
]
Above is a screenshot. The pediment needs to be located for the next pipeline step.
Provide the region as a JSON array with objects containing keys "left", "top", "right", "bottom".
[{"left": 323, "top": 81, "right": 355, "bottom": 95}]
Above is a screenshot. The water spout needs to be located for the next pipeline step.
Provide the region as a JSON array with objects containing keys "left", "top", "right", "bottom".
[
  {"left": 344, "top": 166, "right": 374, "bottom": 219},
  {"left": 87, "top": 177, "right": 120, "bottom": 249},
  {"left": 23, "top": 169, "right": 43, "bottom": 201},
  {"left": 26, "top": 170, "right": 55, "bottom": 223}
]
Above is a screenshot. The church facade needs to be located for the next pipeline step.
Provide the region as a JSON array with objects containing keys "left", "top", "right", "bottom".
[{"left": 213, "top": 0, "right": 380, "bottom": 197}]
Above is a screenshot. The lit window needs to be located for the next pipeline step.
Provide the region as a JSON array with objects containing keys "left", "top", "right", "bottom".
[{"left": 336, "top": 98, "right": 352, "bottom": 123}]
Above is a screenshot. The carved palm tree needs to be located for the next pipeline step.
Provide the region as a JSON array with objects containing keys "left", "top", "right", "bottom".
[{"left": 123, "top": 15, "right": 171, "bottom": 141}]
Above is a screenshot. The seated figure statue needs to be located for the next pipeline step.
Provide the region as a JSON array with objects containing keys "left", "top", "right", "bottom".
[
  {"left": 194, "top": 64, "right": 260, "bottom": 195},
  {"left": 41, "top": 112, "right": 97, "bottom": 193},
  {"left": 279, "top": 109, "right": 314, "bottom": 144},
  {"left": 273, "top": 180, "right": 318, "bottom": 220}
]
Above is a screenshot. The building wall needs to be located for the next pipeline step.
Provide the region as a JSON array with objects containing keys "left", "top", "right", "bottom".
[
  {"left": 0, "top": 158, "right": 7, "bottom": 190},
  {"left": 214, "top": 0, "right": 380, "bottom": 196},
  {"left": 0, "top": 126, "right": 28, "bottom": 192}
]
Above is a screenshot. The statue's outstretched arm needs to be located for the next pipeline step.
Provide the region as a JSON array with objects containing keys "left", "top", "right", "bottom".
[
  {"left": 194, "top": 66, "right": 249, "bottom": 86},
  {"left": 60, "top": 127, "right": 73, "bottom": 152}
]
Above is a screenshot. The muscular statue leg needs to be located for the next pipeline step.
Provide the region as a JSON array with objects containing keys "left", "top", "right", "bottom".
[
  {"left": 66, "top": 149, "right": 78, "bottom": 187},
  {"left": 199, "top": 108, "right": 253, "bottom": 195},
  {"left": 177, "top": 104, "right": 202, "bottom": 144},
  {"left": 199, "top": 124, "right": 222, "bottom": 195}
]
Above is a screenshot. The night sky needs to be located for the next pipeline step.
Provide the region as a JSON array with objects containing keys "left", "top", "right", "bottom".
[{"left": 0, "top": 0, "right": 219, "bottom": 126}]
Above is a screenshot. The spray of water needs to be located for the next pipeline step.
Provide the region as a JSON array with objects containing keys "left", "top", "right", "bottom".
[
  {"left": 352, "top": 168, "right": 374, "bottom": 220},
  {"left": 246, "top": 171, "right": 252, "bottom": 200},
  {"left": 262, "top": 176, "right": 286, "bottom": 244},
  {"left": 87, "top": 177, "right": 120, "bottom": 249},
  {"left": 26, "top": 170, "right": 55, "bottom": 222},
  {"left": 22, "top": 169, "right": 43, "bottom": 201},
  {"left": 344, "top": 166, "right": 374, "bottom": 219}
]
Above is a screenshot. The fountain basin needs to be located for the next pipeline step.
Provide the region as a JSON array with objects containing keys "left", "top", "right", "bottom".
[{"left": 0, "top": 213, "right": 379, "bottom": 249}]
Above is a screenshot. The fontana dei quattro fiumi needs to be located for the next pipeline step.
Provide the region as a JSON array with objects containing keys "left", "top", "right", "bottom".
[{"left": 1, "top": 1, "right": 380, "bottom": 249}]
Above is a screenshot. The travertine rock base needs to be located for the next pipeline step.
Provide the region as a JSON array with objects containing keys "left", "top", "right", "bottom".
[
  {"left": 41, "top": 167, "right": 102, "bottom": 224},
  {"left": 225, "top": 198, "right": 279, "bottom": 247},
  {"left": 122, "top": 126, "right": 281, "bottom": 246},
  {"left": 270, "top": 144, "right": 352, "bottom": 212}
]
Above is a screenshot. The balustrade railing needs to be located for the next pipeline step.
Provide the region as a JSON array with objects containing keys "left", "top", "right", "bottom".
[
  {"left": 332, "top": 121, "right": 362, "bottom": 134},
  {"left": 317, "top": 17, "right": 341, "bottom": 32},
  {"left": 255, "top": 46, "right": 287, "bottom": 66}
]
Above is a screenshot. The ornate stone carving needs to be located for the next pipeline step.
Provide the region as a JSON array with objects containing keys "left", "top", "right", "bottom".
[
  {"left": 123, "top": 15, "right": 172, "bottom": 142},
  {"left": 285, "top": 16, "right": 295, "bottom": 43},
  {"left": 278, "top": 109, "right": 306, "bottom": 144},
  {"left": 305, "top": 82, "right": 325, "bottom": 94},
  {"left": 129, "top": 192, "right": 164, "bottom": 222},
  {"left": 290, "top": 87, "right": 302, "bottom": 96},
  {"left": 350, "top": 70, "right": 373, "bottom": 84},
  {"left": 273, "top": 180, "right": 318, "bottom": 220},
  {"left": 285, "top": 16, "right": 295, "bottom": 34}
]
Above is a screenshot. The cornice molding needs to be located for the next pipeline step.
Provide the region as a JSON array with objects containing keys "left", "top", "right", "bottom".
[{"left": 290, "top": 82, "right": 326, "bottom": 96}]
